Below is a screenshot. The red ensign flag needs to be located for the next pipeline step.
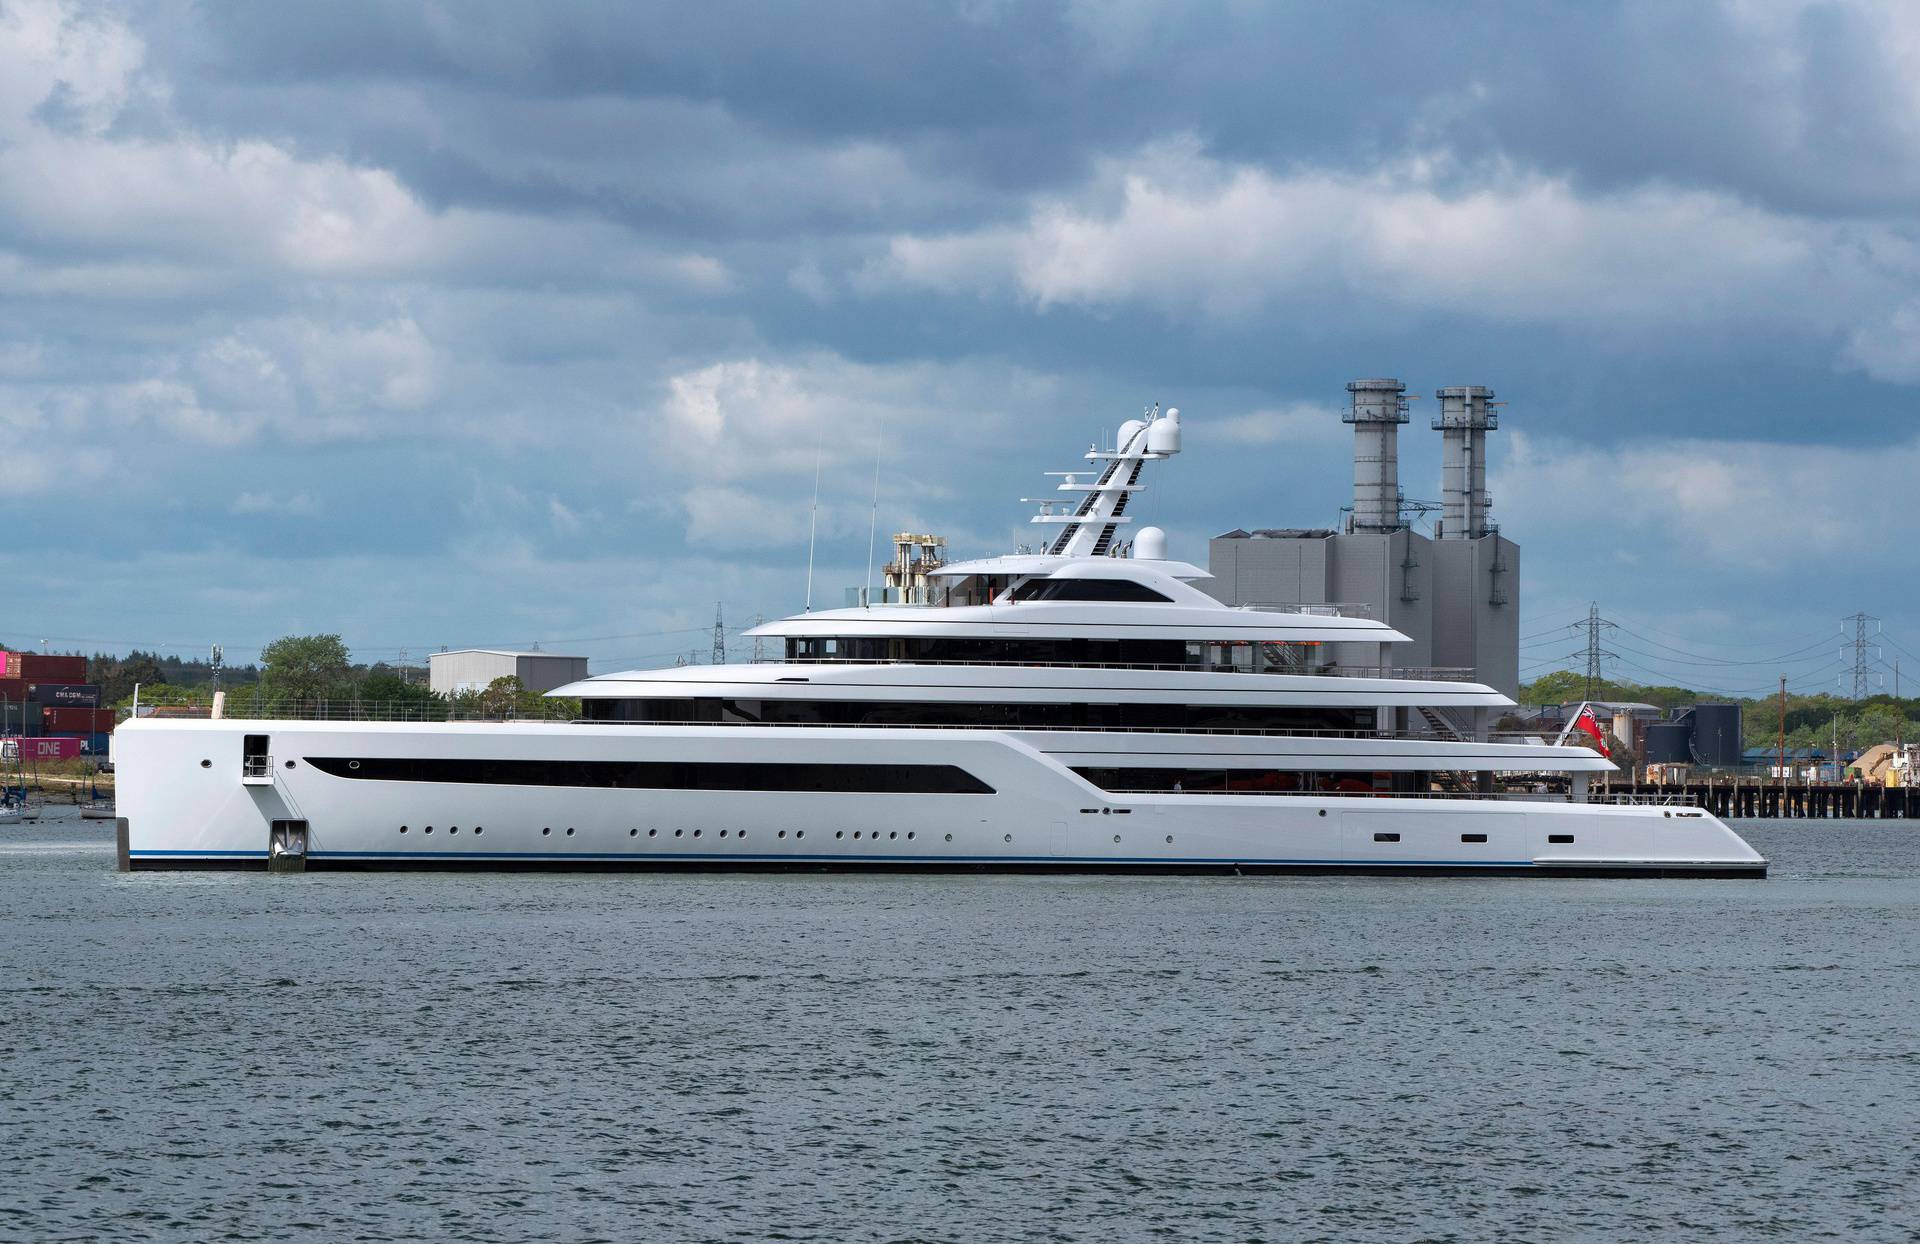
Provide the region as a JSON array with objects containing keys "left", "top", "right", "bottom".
[{"left": 1572, "top": 704, "right": 1612, "bottom": 757}]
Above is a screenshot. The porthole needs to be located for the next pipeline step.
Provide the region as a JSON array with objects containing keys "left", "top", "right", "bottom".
[
  {"left": 888, "top": 831, "right": 897, "bottom": 840},
  {"left": 648, "top": 828, "right": 658, "bottom": 837},
  {"left": 474, "top": 827, "right": 483, "bottom": 836},
  {"left": 906, "top": 832, "right": 915, "bottom": 841},
  {"left": 200, "top": 759, "right": 211, "bottom": 768},
  {"left": 1317, "top": 810, "right": 1327, "bottom": 817},
  {"left": 795, "top": 830, "right": 805, "bottom": 840},
  {"left": 852, "top": 831, "right": 861, "bottom": 840},
  {"left": 739, "top": 829, "right": 747, "bottom": 839},
  {"left": 348, "top": 760, "right": 360, "bottom": 770},
  {"left": 1113, "top": 834, "right": 1122, "bottom": 844},
  {"left": 424, "top": 826, "right": 434, "bottom": 835},
  {"left": 542, "top": 827, "right": 551, "bottom": 836},
  {"left": 1003, "top": 834, "right": 1012, "bottom": 843},
  {"left": 778, "top": 830, "right": 786, "bottom": 839},
  {"left": 674, "top": 829, "right": 683, "bottom": 838},
  {"left": 719, "top": 829, "right": 728, "bottom": 839},
  {"left": 449, "top": 826, "right": 459, "bottom": 835},
  {"left": 1165, "top": 835, "right": 1173, "bottom": 844},
  {"left": 399, "top": 826, "right": 409, "bottom": 834},
  {"left": 629, "top": 828, "right": 638, "bottom": 837},
  {"left": 284, "top": 760, "right": 295, "bottom": 769},
  {"left": 835, "top": 831, "right": 844, "bottom": 840},
  {"left": 691, "top": 829, "right": 700, "bottom": 838},
  {"left": 566, "top": 827, "right": 575, "bottom": 837},
  {"left": 944, "top": 833, "right": 953, "bottom": 842}
]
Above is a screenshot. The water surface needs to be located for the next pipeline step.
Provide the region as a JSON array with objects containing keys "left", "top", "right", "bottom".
[{"left": 3, "top": 816, "right": 1916, "bottom": 1241}]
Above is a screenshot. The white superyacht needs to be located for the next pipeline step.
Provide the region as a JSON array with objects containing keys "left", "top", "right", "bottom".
[{"left": 114, "top": 407, "right": 1766, "bottom": 876}]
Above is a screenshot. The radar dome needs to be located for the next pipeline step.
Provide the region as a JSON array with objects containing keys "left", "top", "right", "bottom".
[
  {"left": 1134, "top": 526, "right": 1168, "bottom": 560},
  {"left": 1147, "top": 407, "right": 1181, "bottom": 455}
]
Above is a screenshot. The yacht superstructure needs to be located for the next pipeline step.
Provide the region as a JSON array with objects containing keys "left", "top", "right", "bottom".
[{"left": 114, "top": 407, "right": 1766, "bottom": 876}]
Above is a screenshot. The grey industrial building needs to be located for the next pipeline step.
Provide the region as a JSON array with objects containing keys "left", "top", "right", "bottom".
[
  {"left": 1206, "top": 378, "right": 1521, "bottom": 702},
  {"left": 429, "top": 649, "right": 589, "bottom": 696}
]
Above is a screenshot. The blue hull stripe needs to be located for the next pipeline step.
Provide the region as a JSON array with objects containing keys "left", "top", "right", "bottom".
[{"left": 130, "top": 847, "right": 1538, "bottom": 867}]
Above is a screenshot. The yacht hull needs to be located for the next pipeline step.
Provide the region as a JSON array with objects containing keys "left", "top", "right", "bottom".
[{"left": 115, "top": 719, "right": 1768, "bottom": 877}]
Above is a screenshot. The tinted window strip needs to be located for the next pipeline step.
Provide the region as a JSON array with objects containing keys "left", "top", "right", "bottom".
[{"left": 306, "top": 756, "right": 993, "bottom": 794}]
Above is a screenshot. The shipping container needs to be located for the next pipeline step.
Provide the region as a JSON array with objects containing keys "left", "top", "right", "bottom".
[
  {"left": 0, "top": 651, "right": 19, "bottom": 678},
  {"left": 0, "top": 676, "right": 27, "bottom": 703},
  {"left": 2, "top": 736, "right": 84, "bottom": 761},
  {"left": 41, "top": 705, "right": 110, "bottom": 733},
  {"left": 27, "top": 681, "right": 100, "bottom": 707},
  {"left": 81, "top": 732, "right": 111, "bottom": 756},
  {"left": 19, "top": 654, "right": 87, "bottom": 682}
]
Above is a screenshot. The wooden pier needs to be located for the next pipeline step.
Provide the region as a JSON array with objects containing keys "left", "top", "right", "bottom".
[{"left": 1602, "top": 783, "right": 1918, "bottom": 820}]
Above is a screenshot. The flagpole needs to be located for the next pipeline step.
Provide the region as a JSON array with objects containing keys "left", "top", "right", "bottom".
[{"left": 1553, "top": 701, "right": 1585, "bottom": 748}]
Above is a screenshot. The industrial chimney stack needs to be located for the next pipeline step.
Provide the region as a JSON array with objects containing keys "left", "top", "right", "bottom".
[
  {"left": 1434, "top": 385, "right": 1497, "bottom": 539},
  {"left": 1343, "top": 378, "right": 1409, "bottom": 533}
]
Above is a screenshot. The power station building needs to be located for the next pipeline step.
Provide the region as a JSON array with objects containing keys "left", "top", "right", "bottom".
[{"left": 1206, "top": 378, "right": 1521, "bottom": 701}]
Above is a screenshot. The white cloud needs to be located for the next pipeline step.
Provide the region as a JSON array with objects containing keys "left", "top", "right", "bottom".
[
  {"left": 0, "top": 2, "right": 736, "bottom": 301},
  {"left": 1842, "top": 301, "right": 1920, "bottom": 384},
  {"left": 546, "top": 497, "right": 583, "bottom": 534},
  {"left": 0, "top": 0, "right": 152, "bottom": 138},
  {"left": 866, "top": 137, "right": 1915, "bottom": 364},
  {"left": 1211, "top": 403, "right": 1346, "bottom": 446},
  {"left": 231, "top": 491, "right": 320, "bottom": 518},
  {"left": 653, "top": 351, "right": 1077, "bottom": 549},
  {"left": 1497, "top": 430, "right": 1920, "bottom": 573}
]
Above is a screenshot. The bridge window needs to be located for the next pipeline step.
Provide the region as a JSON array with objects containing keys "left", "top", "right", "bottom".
[
  {"left": 582, "top": 697, "right": 1371, "bottom": 733},
  {"left": 1008, "top": 577, "right": 1172, "bottom": 603}
]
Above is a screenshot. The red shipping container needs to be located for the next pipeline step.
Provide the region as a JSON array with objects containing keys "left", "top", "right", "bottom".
[
  {"left": 0, "top": 677, "right": 27, "bottom": 703},
  {"left": 41, "top": 705, "right": 104, "bottom": 733},
  {"left": 94, "top": 707, "right": 118, "bottom": 732},
  {"left": 0, "top": 651, "right": 19, "bottom": 678},
  {"left": 20, "top": 654, "right": 87, "bottom": 682},
  {"left": 3, "top": 736, "right": 83, "bottom": 761}
]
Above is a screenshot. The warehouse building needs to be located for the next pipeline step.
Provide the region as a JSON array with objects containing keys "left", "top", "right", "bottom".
[{"left": 428, "top": 650, "right": 588, "bottom": 696}]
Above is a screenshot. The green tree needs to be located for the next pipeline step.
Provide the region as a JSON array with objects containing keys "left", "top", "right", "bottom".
[
  {"left": 259, "top": 634, "right": 352, "bottom": 703},
  {"left": 358, "top": 671, "right": 440, "bottom": 705},
  {"left": 95, "top": 651, "right": 165, "bottom": 704},
  {"left": 476, "top": 675, "right": 525, "bottom": 720}
]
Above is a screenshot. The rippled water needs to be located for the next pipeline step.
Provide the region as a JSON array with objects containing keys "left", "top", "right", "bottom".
[{"left": 4, "top": 815, "right": 1917, "bottom": 1241}]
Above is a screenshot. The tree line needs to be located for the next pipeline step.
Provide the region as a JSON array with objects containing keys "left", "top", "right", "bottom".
[{"left": 71, "top": 634, "right": 578, "bottom": 721}]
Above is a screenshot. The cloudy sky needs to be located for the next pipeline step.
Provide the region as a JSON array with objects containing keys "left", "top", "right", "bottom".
[{"left": 4, "top": 0, "right": 1917, "bottom": 691}]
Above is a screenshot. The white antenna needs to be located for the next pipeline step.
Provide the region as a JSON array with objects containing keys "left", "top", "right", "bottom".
[
  {"left": 864, "top": 439, "right": 882, "bottom": 608},
  {"left": 803, "top": 449, "right": 822, "bottom": 612}
]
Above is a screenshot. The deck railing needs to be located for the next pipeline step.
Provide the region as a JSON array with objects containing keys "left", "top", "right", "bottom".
[
  {"left": 763, "top": 657, "right": 1480, "bottom": 681},
  {"left": 121, "top": 697, "right": 1583, "bottom": 749}
]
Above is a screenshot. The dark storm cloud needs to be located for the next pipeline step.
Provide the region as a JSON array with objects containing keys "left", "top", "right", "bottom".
[{"left": 151, "top": 1, "right": 1920, "bottom": 223}]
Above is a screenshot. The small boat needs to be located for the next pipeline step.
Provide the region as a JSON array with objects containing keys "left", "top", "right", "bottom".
[{"left": 79, "top": 781, "right": 114, "bottom": 819}]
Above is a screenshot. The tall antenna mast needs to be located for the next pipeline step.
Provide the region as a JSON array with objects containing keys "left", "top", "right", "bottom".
[
  {"left": 864, "top": 440, "right": 882, "bottom": 608},
  {"left": 803, "top": 451, "right": 822, "bottom": 612}
]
